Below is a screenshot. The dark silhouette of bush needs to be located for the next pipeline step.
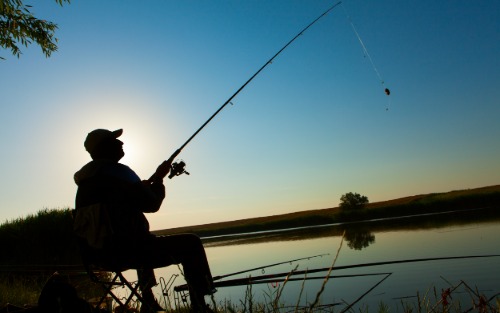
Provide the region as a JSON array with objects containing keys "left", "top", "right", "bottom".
[
  {"left": 0, "top": 208, "right": 81, "bottom": 268},
  {"left": 339, "top": 192, "right": 369, "bottom": 211}
]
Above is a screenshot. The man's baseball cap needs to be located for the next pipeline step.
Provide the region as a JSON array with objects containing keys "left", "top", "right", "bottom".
[{"left": 84, "top": 128, "right": 123, "bottom": 154}]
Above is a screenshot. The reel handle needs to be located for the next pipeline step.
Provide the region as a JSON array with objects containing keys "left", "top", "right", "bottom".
[
  {"left": 168, "top": 161, "right": 190, "bottom": 179},
  {"left": 148, "top": 149, "right": 182, "bottom": 182}
]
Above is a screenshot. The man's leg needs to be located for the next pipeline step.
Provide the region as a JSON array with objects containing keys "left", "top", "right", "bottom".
[
  {"left": 137, "top": 268, "right": 163, "bottom": 313},
  {"left": 141, "top": 234, "right": 215, "bottom": 311}
]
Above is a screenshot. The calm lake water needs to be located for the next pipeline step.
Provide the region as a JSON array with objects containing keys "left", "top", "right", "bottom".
[{"left": 130, "top": 212, "right": 500, "bottom": 311}]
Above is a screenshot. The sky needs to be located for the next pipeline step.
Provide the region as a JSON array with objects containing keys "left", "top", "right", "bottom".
[{"left": 1, "top": 0, "right": 499, "bottom": 230}]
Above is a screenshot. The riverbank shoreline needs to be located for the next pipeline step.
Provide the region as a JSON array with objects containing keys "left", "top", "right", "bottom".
[{"left": 152, "top": 185, "right": 500, "bottom": 238}]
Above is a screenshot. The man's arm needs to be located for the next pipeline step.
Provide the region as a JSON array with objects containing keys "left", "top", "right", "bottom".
[{"left": 132, "top": 180, "right": 165, "bottom": 213}]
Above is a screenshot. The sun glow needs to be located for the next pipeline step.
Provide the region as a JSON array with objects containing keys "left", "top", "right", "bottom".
[
  {"left": 56, "top": 79, "right": 186, "bottom": 179},
  {"left": 120, "top": 130, "right": 146, "bottom": 171}
]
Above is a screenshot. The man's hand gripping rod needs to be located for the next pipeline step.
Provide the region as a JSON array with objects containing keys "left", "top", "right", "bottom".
[
  {"left": 149, "top": 1, "right": 342, "bottom": 183},
  {"left": 148, "top": 149, "right": 187, "bottom": 182}
]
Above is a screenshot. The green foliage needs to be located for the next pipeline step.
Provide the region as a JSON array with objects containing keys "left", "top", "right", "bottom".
[
  {"left": 0, "top": 274, "right": 42, "bottom": 306},
  {"left": 339, "top": 192, "right": 369, "bottom": 211},
  {"left": 0, "top": 271, "right": 108, "bottom": 308},
  {"left": 0, "top": 208, "right": 81, "bottom": 267},
  {"left": 366, "top": 190, "right": 500, "bottom": 222},
  {"left": 0, "top": 0, "right": 70, "bottom": 59},
  {"left": 0, "top": 209, "right": 108, "bottom": 307}
]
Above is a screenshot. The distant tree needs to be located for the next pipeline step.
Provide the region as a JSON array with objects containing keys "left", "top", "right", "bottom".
[
  {"left": 0, "top": 0, "right": 70, "bottom": 59},
  {"left": 339, "top": 192, "right": 369, "bottom": 211}
]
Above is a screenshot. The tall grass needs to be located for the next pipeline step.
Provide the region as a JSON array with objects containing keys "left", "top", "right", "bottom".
[
  {"left": 0, "top": 274, "right": 45, "bottom": 307},
  {"left": 0, "top": 271, "right": 103, "bottom": 309},
  {"left": 0, "top": 208, "right": 81, "bottom": 267},
  {"left": 0, "top": 208, "right": 95, "bottom": 308}
]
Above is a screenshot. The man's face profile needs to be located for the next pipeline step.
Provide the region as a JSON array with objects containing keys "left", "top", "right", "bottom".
[{"left": 92, "top": 137, "right": 125, "bottom": 162}]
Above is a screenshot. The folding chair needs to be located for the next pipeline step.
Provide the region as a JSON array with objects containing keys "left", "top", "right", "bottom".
[
  {"left": 78, "top": 242, "right": 145, "bottom": 312},
  {"left": 72, "top": 205, "right": 148, "bottom": 311}
]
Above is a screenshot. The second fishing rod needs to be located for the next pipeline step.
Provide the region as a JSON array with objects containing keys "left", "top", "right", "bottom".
[{"left": 148, "top": 1, "right": 343, "bottom": 183}]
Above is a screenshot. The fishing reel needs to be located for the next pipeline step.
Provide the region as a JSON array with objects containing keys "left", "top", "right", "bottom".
[{"left": 168, "top": 161, "right": 190, "bottom": 179}]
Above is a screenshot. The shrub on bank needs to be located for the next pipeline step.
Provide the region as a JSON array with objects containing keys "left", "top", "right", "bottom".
[{"left": 0, "top": 208, "right": 80, "bottom": 267}]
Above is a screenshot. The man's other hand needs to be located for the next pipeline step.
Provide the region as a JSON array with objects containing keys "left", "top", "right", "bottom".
[{"left": 153, "top": 161, "right": 172, "bottom": 181}]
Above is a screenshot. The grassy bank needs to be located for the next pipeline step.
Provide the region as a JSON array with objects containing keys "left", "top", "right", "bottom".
[
  {"left": 0, "top": 209, "right": 92, "bottom": 307},
  {"left": 0, "top": 208, "right": 81, "bottom": 267}
]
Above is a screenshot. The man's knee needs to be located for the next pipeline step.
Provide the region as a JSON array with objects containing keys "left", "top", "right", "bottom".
[
  {"left": 154, "top": 233, "right": 204, "bottom": 252},
  {"left": 179, "top": 233, "right": 203, "bottom": 247}
]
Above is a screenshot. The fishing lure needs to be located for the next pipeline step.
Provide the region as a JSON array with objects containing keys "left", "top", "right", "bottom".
[{"left": 342, "top": 3, "right": 392, "bottom": 110}]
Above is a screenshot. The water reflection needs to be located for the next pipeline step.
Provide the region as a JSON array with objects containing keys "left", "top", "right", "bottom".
[
  {"left": 202, "top": 207, "right": 500, "bottom": 248},
  {"left": 343, "top": 227, "right": 375, "bottom": 250}
]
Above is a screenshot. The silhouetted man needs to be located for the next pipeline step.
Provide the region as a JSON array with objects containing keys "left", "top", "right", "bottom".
[{"left": 73, "top": 129, "right": 215, "bottom": 313}]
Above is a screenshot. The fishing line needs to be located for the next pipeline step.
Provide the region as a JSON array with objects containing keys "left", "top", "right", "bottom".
[
  {"left": 149, "top": 1, "right": 343, "bottom": 181},
  {"left": 341, "top": 3, "right": 391, "bottom": 110}
]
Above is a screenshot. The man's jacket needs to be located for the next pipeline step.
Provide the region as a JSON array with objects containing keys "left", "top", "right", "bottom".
[{"left": 73, "top": 159, "right": 165, "bottom": 252}]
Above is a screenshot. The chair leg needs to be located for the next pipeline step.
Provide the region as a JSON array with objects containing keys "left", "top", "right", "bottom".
[
  {"left": 92, "top": 271, "right": 122, "bottom": 310},
  {"left": 90, "top": 271, "right": 146, "bottom": 312},
  {"left": 117, "top": 272, "right": 145, "bottom": 307}
]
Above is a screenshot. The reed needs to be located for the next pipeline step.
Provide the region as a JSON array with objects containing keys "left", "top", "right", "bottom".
[
  {"left": 0, "top": 274, "right": 43, "bottom": 307},
  {"left": 196, "top": 283, "right": 499, "bottom": 313},
  {"left": 308, "top": 231, "right": 345, "bottom": 311},
  {"left": 1, "top": 273, "right": 499, "bottom": 313},
  {"left": 0, "top": 208, "right": 81, "bottom": 267}
]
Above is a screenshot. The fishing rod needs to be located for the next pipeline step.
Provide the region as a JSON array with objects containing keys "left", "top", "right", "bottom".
[
  {"left": 149, "top": 1, "right": 343, "bottom": 182},
  {"left": 339, "top": 272, "right": 392, "bottom": 313},
  {"left": 220, "top": 254, "right": 500, "bottom": 283},
  {"left": 275, "top": 254, "right": 500, "bottom": 280},
  {"left": 176, "top": 272, "right": 391, "bottom": 290},
  {"left": 173, "top": 254, "right": 500, "bottom": 291},
  {"left": 212, "top": 253, "right": 330, "bottom": 281}
]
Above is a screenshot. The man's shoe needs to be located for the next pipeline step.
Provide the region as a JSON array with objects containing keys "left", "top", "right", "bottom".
[
  {"left": 140, "top": 297, "right": 164, "bottom": 313},
  {"left": 140, "top": 289, "right": 165, "bottom": 313},
  {"left": 190, "top": 303, "right": 215, "bottom": 313},
  {"left": 140, "top": 302, "right": 165, "bottom": 313}
]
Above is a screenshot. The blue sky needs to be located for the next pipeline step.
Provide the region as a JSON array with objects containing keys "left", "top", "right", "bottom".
[{"left": 1, "top": 0, "right": 499, "bottom": 230}]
